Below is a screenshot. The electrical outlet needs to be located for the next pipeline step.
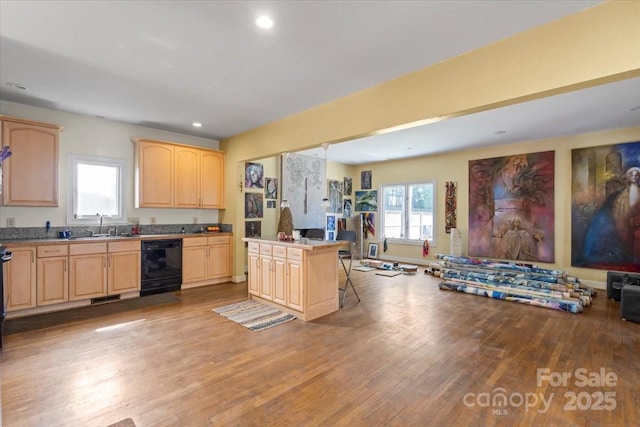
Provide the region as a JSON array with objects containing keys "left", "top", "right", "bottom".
[
  {"left": 193, "top": 216, "right": 198, "bottom": 224},
  {"left": 6, "top": 217, "right": 15, "bottom": 227},
  {"left": 128, "top": 216, "right": 139, "bottom": 224},
  {"left": 150, "top": 216, "right": 157, "bottom": 225}
]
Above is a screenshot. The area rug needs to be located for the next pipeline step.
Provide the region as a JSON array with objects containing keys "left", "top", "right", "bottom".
[
  {"left": 212, "top": 300, "right": 297, "bottom": 331},
  {"left": 375, "top": 270, "right": 401, "bottom": 277}
]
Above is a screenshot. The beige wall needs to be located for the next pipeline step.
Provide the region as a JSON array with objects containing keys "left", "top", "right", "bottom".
[
  {"left": 351, "top": 126, "right": 640, "bottom": 285},
  {"left": 221, "top": 1, "right": 640, "bottom": 284},
  {"left": 0, "top": 100, "right": 221, "bottom": 228}
]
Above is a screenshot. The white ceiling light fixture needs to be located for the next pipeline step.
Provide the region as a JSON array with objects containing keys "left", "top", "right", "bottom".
[
  {"left": 192, "top": 122, "right": 202, "bottom": 127},
  {"left": 256, "top": 15, "right": 274, "bottom": 29},
  {"left": 321, "top": 143, "right": 331, "bottom": 208}
]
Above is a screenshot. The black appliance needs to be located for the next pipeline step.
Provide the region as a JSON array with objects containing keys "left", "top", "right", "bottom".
[
  {"left": 141, "top": 239, "right": 182, "bottom": 296},
  {"left": 1, "top": 246, "right": 14, "bottom": 349}
]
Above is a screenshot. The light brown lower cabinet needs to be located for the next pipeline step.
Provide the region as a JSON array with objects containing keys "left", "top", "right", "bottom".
[
  {"left": 36, "top": 244, "right": 69, "bottom": 306},
  {"left": 3, "top": 246, "right": 36, "bottom": 311},
  {"left": 182, "top": 235, "right": 232, "bottom": 286}
]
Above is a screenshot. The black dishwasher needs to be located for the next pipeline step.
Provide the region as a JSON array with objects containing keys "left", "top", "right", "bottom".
[{"left": 141, "top": 239, "right": 182, "bottom": 296}]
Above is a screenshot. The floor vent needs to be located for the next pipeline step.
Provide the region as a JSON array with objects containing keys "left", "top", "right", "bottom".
[{"left": 91, "top": 295, "right": 121, "bottom": 305}]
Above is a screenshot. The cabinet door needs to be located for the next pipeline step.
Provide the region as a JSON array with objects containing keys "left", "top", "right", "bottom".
[
  {"left": 2, "top": 121, "right": 59, "bottom": 206},
  {"left": 287, "top": 260, "right": 304, "bottom": 311},
  {"left": 137, "top": 141, "right": 174, "bottom": 207},
  {"left": 69, "top": 254, "right": 107, "bottom": 301},
  {"left": 248, "top": 253, "right": 260, "bottom": 295},
  {"left": 3, "top": 246, "right": 36, "bottom": 311},
  {"left": 108, "top": 250, "right": 141, "bottom": 294},
  {"left": 273, "top": 257, "right": 286, "bottom": 305},
  {"left": 37, "top": 256, "right": 69, "bottom": 306},
  {"left": 201, "top": 150, "right": 225, "bottom": 209},
  {"left": 259, "top": 256, "right": 273, "bottom": 300},
  {"left": 208, "top": 244, "right": 230, "bottom": 279},
  {"left": 183, "top": 245, "right": 208, "bottom": 283},
  {"left": 174, "top": 146, "right": 200, "bottom": 208}
]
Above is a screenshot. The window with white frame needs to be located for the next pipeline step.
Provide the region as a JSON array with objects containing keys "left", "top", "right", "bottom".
[
  {"left": 381, "top": 182, "right": 436, "bottom": 244},
  {"left": 67, "top": 154, "right": 125, "bottom": 224}
]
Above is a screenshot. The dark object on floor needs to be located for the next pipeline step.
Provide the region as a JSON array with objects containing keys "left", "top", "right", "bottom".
[
  {"left": 607, "top": 271, "right": 640, "bottom": 301},
  {"left": 106, "top": 418, "right": 136, "bottom": 427},
  {"left": 621, "top": 284, "right": 640, "bottom": 323},
  {"left": 5, "top": 293, "right": 180, "bottom": 335}
]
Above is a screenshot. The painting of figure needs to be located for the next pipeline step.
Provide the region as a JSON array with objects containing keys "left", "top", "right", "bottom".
[
  {"left": 244, "top": 193, "right": 263, "bottom": 218},
  {"left": 468, "top": 151, "right": 555, "bottom": 262},
  {"left": 245, "top": 162, "right": 264, "bottom": 189},
  {"left": 572, "top": 141, "right": 640, "bottom": 272}
]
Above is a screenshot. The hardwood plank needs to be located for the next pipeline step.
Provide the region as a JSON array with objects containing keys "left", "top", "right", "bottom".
[{"left": 1, "top": 270, "right": 638, "bottom": 426}]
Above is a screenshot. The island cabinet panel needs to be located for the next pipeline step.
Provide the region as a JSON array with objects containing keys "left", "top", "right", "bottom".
[{"left": 243, "top": 238, "right": 342, "bottom": 321}]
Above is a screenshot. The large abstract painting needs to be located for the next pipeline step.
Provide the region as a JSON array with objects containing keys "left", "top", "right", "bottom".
[
  {"left": 469, "top": 151, "right": 555, "bottom": 262},
  {"left": 281, "top": 152, "right": 326, "bottom": 229},
  {"left": 571, "top": 141, "right": 640, "bottom": 272}
]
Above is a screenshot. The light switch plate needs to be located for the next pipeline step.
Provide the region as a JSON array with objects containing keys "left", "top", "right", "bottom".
[
  {"left": 150, "top": 216, "right": 157, "bottom": 225},
  {"left": 6, "top": 217, "right": 15, "bottom": 227}
]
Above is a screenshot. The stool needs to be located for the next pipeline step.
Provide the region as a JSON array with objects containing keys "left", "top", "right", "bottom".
[{"left": 621, "top": 285, "right": 640, "bottom": 323}]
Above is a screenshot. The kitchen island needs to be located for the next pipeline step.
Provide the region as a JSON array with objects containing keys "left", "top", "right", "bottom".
[{"left": 242, "top": 237, "right": 345, "bottom": 321}]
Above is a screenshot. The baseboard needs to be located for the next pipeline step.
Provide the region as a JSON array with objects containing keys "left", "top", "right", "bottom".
[
  {"left": 581, "top": 279, "right": 606, "bottom": 291},
  {"left": 372, "top": 254, "right": 428, "bottom": 266},
  {"left": 232, "top": 274, "right": 247, "bottom": 283}
]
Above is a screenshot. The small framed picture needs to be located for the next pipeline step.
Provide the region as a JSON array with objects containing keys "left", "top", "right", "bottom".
[{"left": 367, "top": 242, "right": 379, "bottom": 259}]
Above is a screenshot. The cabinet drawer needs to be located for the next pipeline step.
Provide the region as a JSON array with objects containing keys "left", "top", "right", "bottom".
[
  {"left": 260, "top": 244, "right": 272, "bottom": 256},
  {"left": 183, "top": 236, "right": 208, "bottom": 247},
  {"left": 248, "top": 242, "right": 260, "bottom": 253},
  {"left": 69, "top": 242, "right": 107, "bottom": 255},
  {"left": 108, "top": 240, "right": 141, "bottom": 252},
  {"left": 37, "top": 245, "right": 69, "bottom": 258},
  {"left": 272, "top": 245, "right": 286, "bottom": 258},
  {"left": 287, "top": 247, "right": 303, "bottom": 261},
  {"left": 208, "top": 235, "right": 229, "bottom": 245}
]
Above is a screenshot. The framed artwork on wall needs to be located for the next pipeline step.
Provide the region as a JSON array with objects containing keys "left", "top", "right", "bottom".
[
  {"left": 265, "top": 177, "right": 278, "bottom": 199},
  {"left": 245, "top": 221, "right": 261, "bottom": 238},
  {"left": 245, "top": 162, "right": 264, "bottom": 189},
  {"left": 361, "top": 170, "right": 372, "bottom": 189},
  {"left": 355, "top": 190, "right": 378, "bottom": 211},
  {"left": 571, "top": 140, "right": 640, "bottom": 272}
]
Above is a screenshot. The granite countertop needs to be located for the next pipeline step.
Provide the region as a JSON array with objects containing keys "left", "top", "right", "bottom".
[
  {"left": 1, "top": 232, "right": 233, "bottom": 246},
  {"left": 242, "top": 236, "right": 346, "bottom": 250}
]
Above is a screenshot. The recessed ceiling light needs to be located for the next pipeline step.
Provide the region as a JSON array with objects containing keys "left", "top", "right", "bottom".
[
  {"left": 192, "top": 122, "right": 202, "bottom": 128},
  {"left": 494, "top": 130, "right": 507, "bottom": 134},
  {"left": 631, "top": 105, "right": 640, "bottom": 111},
  {"left": 256, "top": 15, "right": 274, "bottom": 29},
  {"left": 6, "top": 82, "right": 28, "bottom": 90},
  {"left": 405, "top": 146, "right": 413, "bottom": 150}
]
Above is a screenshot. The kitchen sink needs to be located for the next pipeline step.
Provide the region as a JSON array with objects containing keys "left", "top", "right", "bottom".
[{"left": 70, "top": 234, "right": 137, "bottom": 240}]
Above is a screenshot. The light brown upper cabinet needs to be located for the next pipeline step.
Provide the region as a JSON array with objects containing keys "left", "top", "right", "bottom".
[
  {"left": 133, "top": 138, "right": 225, "bottom": 209},
  {"left": 1, "top": 116, "right": 63, "bottom": 206}
]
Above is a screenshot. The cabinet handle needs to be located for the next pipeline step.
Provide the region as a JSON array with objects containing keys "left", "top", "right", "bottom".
[
  {"left": 64, "top": 259, "right": 67, "bottom": 272},
  {"left": 31, "top": 250, "right": 35, "bottom": 263}
]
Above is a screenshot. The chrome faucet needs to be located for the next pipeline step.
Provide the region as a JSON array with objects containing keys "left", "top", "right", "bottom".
[{"left": 96, "top": 213, "right": 110, "bottom": 235}]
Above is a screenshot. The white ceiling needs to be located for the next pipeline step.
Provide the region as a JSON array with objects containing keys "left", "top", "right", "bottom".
[{"left": 1, "top": 0, "right": 638, "bottom": 164}]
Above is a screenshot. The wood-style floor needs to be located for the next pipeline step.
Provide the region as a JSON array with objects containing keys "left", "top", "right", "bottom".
[{"left": 1, "top": 268, "right": 638, "bottom": 427}]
